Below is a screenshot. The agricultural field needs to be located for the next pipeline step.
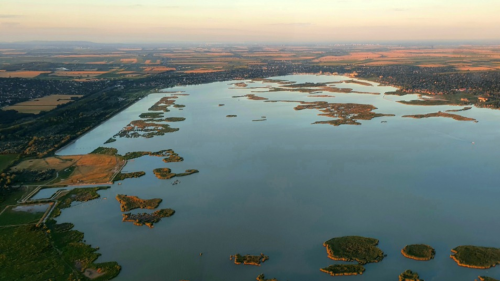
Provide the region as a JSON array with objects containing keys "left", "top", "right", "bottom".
[
  {"left": 0, "top": 71, "right": 51, "bottom": 78},
  {"left": 2, "top": 44, "right": 499, "bottom": 81},
  {"left": 10, "top": 154, "right": 125, "bottom": 185},
  {"left": 3, "top": 94, "right": 83, "bottom": 114}
]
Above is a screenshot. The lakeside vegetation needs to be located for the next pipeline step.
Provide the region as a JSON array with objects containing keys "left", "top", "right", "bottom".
[
  {"left": 0, "top": 224, "right": 120, "bottom": 281},
  {"left": 122, "top": 208, "right": 175, "bottom": 228},
  {"left": 401, "top": 244, "right": 435, "bottom": 261},
  {"left": 53, "top": 186, "right": 110, "bottom": 216},
  {"left": 113, "top": 171, "right": 146, "bottom": 182},
  {"left": 0, "top": 185, "right": 120, "bottom": 281},
  {"left": 323, "top": 236, "right": 385, "bottom": 265},
  {"left": 115, "top": 194, "right": 162, "bottom": 212},
  {"left": 91, "top": 147, "right": 119, "bottom": 156},
  {"left": 450, "top": 246, "right": 500, "bottom": 269},
  {"left": 399, "top": 270, "right": 423, "bottom": 281},
  {"left": 320, "top": 264, "right": 366, "bottom": 276}
]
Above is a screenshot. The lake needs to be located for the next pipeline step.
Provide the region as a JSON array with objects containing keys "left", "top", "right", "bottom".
[{"left": 57, "top": 74, "right": 500, "bottom": 280}]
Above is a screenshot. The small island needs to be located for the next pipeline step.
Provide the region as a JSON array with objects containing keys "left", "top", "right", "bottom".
[
  {"left": 104, "top": 137, "right": 116, "bottom": 144},
  {"left": 115, "top": 194, "right": 162, "bottom": 212},
  {"left": 148, "top": 96, "right": 177, "bottom": 112},
  {"left": 323, "top": 236, "right": 385, "bottom": 265},
  {"left": 320, "top": 264, "right": 365, "bottom": 276},
  {"left": 122, "top": 208, "right": 175, "bottom": 228},
  {"left": 122, "top": 149, "right": 181, "bottom": 160},
  {"left": 114, "top": 120, "right": 179, "bottom": 139},
  {"left": 402, "top": 111, "right": 476, "bottom": 122},
  {"left": 477, "top": 277, "right": 500, "bottom": 281},
  {"left": 244, "top": 94, "right": 268, "bottom": 101},
  {"left": 176, "top": 169, "right": 199, "bottom": 177},
  {"left": 399, "top": 270, "right": 423, "bottom": 281},
  {"left": 446, "top": 107, "right": 472, "bottom": 112},
  {"left": 227, "top": 115, "right": 237, "bottom": 117},
  {"left": 139, "top": 112, "right": 164, "bottom": 119},
  {"left": 234, "top": 82, "right": 248, "bottom": 87},
  {"left": 153, "top": 168, "right": 199, "bottom": 179},
  {"left": 256, "top": 274, "right": 279, "bottom": 281},
  {"left": 450, "top": 246, "right": 500, "bottom": 269},
  {"left": 401, "top": 244, "right": 435, "bottom": 261},
  {"left": 294, "top": 101, "right": 394, "bottom": 126},
  {"left": 230, "top": 253, "right": 269, "bottom": 266},
  {"left": 162, "top": 151, "right": 184, "bottom": 163},
  {"left": 113, "top": 171, "right": 146, "bottom": 182},
  {"left": 153, "top": 168, "right": 176, "bottom": 179}
]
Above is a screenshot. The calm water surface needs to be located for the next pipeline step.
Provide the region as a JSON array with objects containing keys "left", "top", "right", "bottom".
[{"left": 56, "top": 75, "right": 500, "bottom": 280}]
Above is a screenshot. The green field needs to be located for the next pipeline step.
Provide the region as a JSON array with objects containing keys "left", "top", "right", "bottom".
[
  {"left": 0, "top": 205, "right": 47, "bottom": 226},
  {"left": 0, "top": 154, "right": 19, "bottom": 172}
]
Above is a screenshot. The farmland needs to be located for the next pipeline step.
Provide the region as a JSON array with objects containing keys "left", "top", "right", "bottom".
[
  {"left": 3, "top": 94, "right": 83, "bottom": 114},
  {"left": 10, "top": 154, "right": 125, "bottom": 185}
]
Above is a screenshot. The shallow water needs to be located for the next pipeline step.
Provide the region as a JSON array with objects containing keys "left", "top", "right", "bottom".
[
  {"left": 57, "top": 75, "right": 500, "bottom": 280},
  {"left": 12, "top": 203, "right": 50, "bottom": 213}
]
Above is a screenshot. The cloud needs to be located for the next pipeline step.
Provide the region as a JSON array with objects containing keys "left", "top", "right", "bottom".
[
  {"left": 0, "top": 14, "right": 21, "bottom": 18},
  {"left": 391, "top": 8, "right": 409, "bottom": 12},
  {"left": 1, "top": 22, "right": 21, "bottom": 27},
  {"left": 268, "top": 22, "right": 312, "bottom": 27}
]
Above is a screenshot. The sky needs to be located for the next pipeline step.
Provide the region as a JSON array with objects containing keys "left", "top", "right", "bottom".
[{"left": 0, "top": 0, "right": 499, "bottom": 43}]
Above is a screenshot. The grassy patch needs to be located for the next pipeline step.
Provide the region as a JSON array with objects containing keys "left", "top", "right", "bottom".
[
  {"left": 57, "top": 166, "right": 76, "bottom": 181},
  {"left": 323, "top": 236, "right": 385, "bottom": 265},
  {"left": 0, "top": 154, "right": 19, "bottom": 172},
  {"left": 320, "top": 264, "right": 365, "bottom": 276},
  {"left": 115, "top": 194, "right": 162, "bottom": 212},
  {"left": 450, "top": 246, "right": 500, "bottom": 269},
  {"left": 0, "top": 205, "right": 47, "bottom": 226},
  {"left": 401, "top": 244, "right": 435, "bottom": 261}
]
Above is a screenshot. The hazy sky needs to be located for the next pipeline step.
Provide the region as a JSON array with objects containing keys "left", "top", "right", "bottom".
[{"left": 1, "top": 0, "right": 499, "bottom": 43}]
